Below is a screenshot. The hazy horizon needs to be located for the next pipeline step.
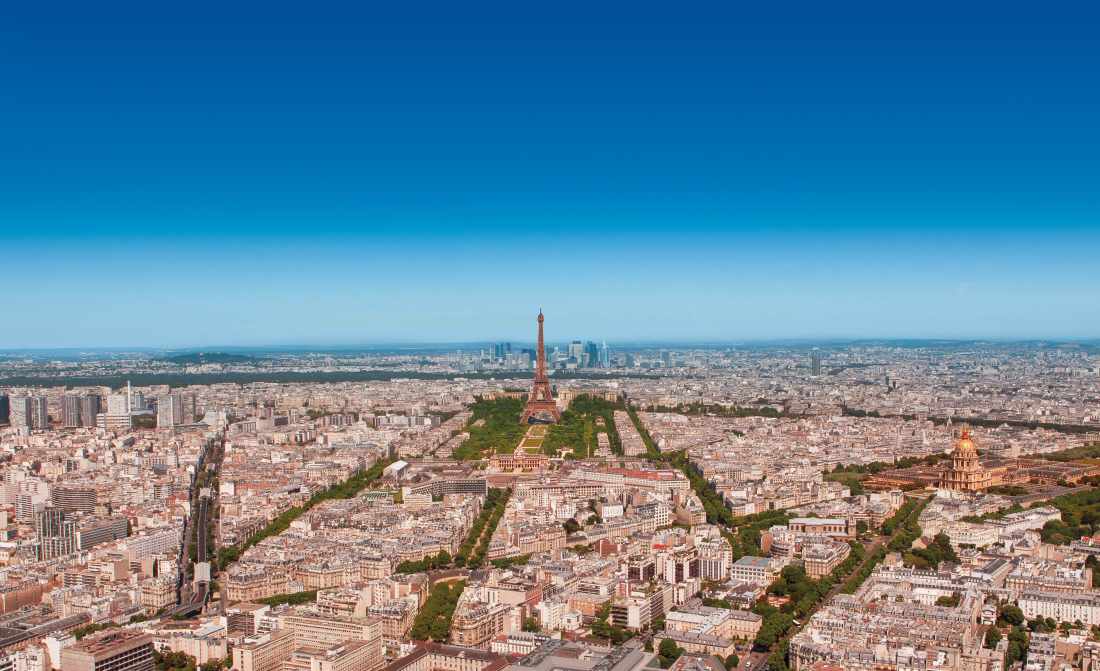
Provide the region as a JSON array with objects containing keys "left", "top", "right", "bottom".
[{"left": 2, "top": 335, "right": 1099, "bottom": 355}]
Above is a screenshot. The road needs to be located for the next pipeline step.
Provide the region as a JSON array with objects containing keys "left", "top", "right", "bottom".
[{"left": 171, "top": 429, "right": 226, "bottom": 618}]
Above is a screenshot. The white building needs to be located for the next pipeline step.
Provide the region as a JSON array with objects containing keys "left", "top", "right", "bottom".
[{"left": 1019, "top": 591, "right": 1100, "bottom": 626}]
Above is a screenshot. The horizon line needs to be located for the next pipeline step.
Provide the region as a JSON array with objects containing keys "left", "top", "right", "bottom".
[{"left": 2, "top": 335, "right": 1100, "bottom": 353}]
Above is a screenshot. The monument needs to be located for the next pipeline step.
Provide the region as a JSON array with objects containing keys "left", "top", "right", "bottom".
[{"left": 520, "top": 310, "right": 561, "bottom": 424}]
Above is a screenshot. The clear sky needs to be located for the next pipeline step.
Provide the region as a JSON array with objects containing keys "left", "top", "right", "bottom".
[{"left": 3, "top": 3, "right": 1100, "bottom": 347}]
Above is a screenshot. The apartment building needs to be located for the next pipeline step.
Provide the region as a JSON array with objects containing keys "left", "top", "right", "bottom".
[{"left": 61, "top": 630, "right": 155, "bottom": 671}]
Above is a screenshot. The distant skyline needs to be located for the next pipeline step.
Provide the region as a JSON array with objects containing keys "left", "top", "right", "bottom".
[{"left": 4, "top": 5, "right": 1100, "bottom": 347}]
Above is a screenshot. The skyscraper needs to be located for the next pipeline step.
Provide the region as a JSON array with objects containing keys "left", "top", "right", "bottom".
[
  {"left": 0, "top": 394, "right": 9, "bottom": 425},
  {"left": 106, "top": 394, "right": 129, "bottom": 416},
  {"left": 30, "top": 396, "right": 48, "bottom": 429},
  {"left": 568, "top": 340, "right": 584, "bottom": 363},
  {"left": 81, "top": 394, "right": 102, "bottom": 427},
  {"left": 181, "top": 394, "right": 197, "bottom": 424},
  {"left": 104, "top": 394, "right": 133, "bottom": 430},
  {"left": 157, "top": 393, "right": 184, "bottom": 428},
  {"left": 9, "top": 397, "right": 33, "bottom": 429},
  {"left": 62, "top": 394, "right": 83, "bottom": 428},
  {"left": 810, "top": 351, "right": 823, "bottom": 377},
  {"left": 585, "top": 341, "right": 600, "bottom": 368}
]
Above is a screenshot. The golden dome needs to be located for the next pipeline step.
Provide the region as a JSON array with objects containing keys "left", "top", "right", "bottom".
[{"left": 953, "top": 428, "right": 978, "bottom": 457}]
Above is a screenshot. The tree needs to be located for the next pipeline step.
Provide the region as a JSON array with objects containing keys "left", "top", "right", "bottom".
[
  {"left": 725, "top": 654, "right": 740, "bottom": 670},
  {"left": 935, "top": 593, "right": 960, "bottom": 607},
  {"left": 984, "top": 627, "right": 1002, "bottom": 649},
  {"left": 523, "top": 617, "right": 539, "bottom": 632},
  {"left": 1006, "top": 626, "right": 1029, "bottom": 667},
  {"left": 999, "top": 604, "right": 1025, "bottom": 627},
  {"left": 657, "top": 639, "right": 683, "bottom": 668}
]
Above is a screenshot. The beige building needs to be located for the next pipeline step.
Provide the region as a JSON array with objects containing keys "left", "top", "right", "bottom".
[
  {"left": 228, "top": 569, "right": 291, "bottom": 602},
  {"left": 280, "top": 611, "right": 382, "bottom": 651},
  {"left": 450, "top": 600, "right": 510, "bottom": 648},
  {"left": 787, "top": 518, "right": 852, "bottom": 539},
  {"left": 381, "top": 643, "right": 508, "bottom": 671},
  {"left": 61, "top": 630, "right": 155, "bottom": 671},
  {"left": 140, "top": 578, "right": 176, "bottom": 614},
  {"left": 940, "top": 429, "right": 993, "bottom": 492},
  {"left": 234, "top": 630, "right": 296, "bottom": 671},
  {"left": 281, "top": 640, "right": 379, "bottom": 671},
  {"left": 657, "top": 606, "right": 762, "bottom": 658},
  {"left": 802, "top": 542, "right": 851, "bottom": 579}
]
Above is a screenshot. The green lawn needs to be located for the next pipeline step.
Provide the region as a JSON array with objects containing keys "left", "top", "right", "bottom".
[
  {"left": 544, "top": 395, "right": 624, "bottom": 457},
  {"left": 453, "top": 397, "right": 527, "bottom": 459}
]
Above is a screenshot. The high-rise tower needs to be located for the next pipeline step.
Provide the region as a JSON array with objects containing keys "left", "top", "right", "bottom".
[{"left": 520, "top": 310, "right": 561, "bottom": 424}]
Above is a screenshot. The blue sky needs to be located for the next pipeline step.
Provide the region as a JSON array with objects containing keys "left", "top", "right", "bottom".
[{"left": 3, "top": 3, "right": 1099, "bottom": 347}]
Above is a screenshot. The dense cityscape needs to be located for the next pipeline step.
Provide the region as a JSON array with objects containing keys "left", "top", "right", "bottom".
[{"left": 1, "top": 312, "right": 1099, "bottom": 671}]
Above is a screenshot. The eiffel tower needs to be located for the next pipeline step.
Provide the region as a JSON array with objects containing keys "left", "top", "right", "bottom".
[{"left": 520, "top": 309, "right": 561, "bottom": 424}]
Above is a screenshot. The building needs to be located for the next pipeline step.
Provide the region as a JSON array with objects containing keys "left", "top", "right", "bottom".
[
  {"left": 381, "top": 642, "right": 508, "bottom": 671},
  {"left": 30, "top": 396, "right": 49, "bottom": 429},
  {"left": 282, "top": 639, "right": 379, "bottom": 671},
  {"left": 506, "top": 639, "right": 650, "bottom": 671},
  {"left": 729, "top": 557, "right": 779, "bottom": 586},
  {"left": 279, "top": 610, "right": 383, "bottom": 655},
  {"left": 147, "top": 620, "right": 227, "bottom": 665},
  {"left": 801, "top": 542, "right": 851, "bottom": 579},
  {"left": 405, "top": 477, "right": 487, "bottom": 499},
  {"left": 63, "top": 394, "right": 84, "bottom": 428},
  {"left": 0, "top": 394, "right": 9, "bottom": 425},
  {"left": 124, "top": 528, "right": 181, "bottom": 562},
  {"left": 9, "top": 396, "right": 37, "bottom": 430},
  {"left": 940, "top": 429, "right": 992, "bottom": 492},
  {"left": 36, "top": 509, "right": 78, "bottom": 561},
  {"left": 102, "top": 394, "right": 133, "bottom": 431},
  {"left": 81, "top": 394, "right": 103, "bottom": 428},
  {"left": 60, "top": 630, "right": 155, "bottom": 671},
  {"left": 450, "top": 600, "right": 510, "bottom": 648},
  {"left": 52, "top": 486, "right": 98, "bottom": 513},
  {"left": 488, "top": 453, "right": 548, "bottom": 473},
  {"left": 158, "top": 394, "right": 184, "bottom": 428},
  {"left": 787, "top": 518, "right": 852, "bottom": 539},
  {"left": 141, "top": 578, "right": 176, "bottom": 613},
  {"left": 788, "top": 593, "right": 986, "bottom": 671},
  {"left": 233, "top": 630, "right": 296, "bottom": 671},
  {"left": 1019, "top": 591, "right": 1100, "bottom": 626},
  {"left": 77, "top": 516, "right": 129, "bottom": 551},
  {"left": 610, "top": 584, "right": 673, "bottom": 631},
  {"left": 656, "top": 606, "right": 762, "bottom": 658}
]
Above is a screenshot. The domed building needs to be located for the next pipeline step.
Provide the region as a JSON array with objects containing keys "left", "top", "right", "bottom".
[{"left": 940, "top": 428, "right": 993, "bottom": 491}]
